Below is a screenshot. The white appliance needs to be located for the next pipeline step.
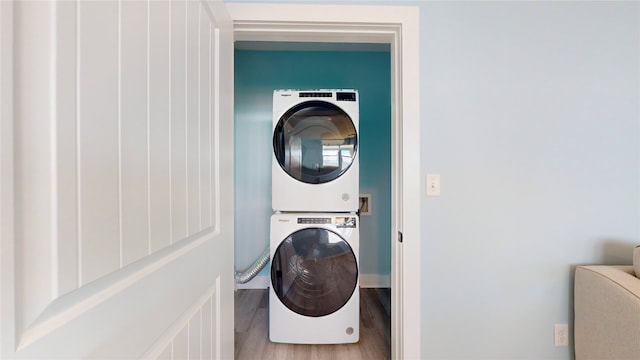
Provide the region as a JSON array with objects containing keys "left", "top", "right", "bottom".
[
  {"left": 272, "top": 89, "right": 359, "bottom": 212},
  {"left": 269, "top": 212, "right": 359, "bottom": 344}
]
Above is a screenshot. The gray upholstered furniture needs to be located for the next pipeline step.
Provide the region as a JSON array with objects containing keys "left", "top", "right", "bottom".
[{"left": 574, "top": 247, "right": 640, "bottom": 360}]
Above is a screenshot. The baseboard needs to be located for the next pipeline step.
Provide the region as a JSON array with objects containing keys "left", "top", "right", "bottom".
[
  {"left": 359, "top": 274, "right": 390, "bottom": 288},
  {"left": 235, "top": 274, "right": 390, "bottom": 290},
  {"left": 235, "top": 275, "right": 270, "bottom": 290}
]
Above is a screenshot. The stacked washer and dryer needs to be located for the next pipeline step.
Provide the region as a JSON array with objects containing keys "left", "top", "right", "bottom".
[{"left": 269, "top": 89, "right": 360, "bottom": 344}]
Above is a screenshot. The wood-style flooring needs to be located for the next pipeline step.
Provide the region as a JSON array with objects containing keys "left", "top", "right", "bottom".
[{"left": 234, "top": 288, "right": 391, "bottom": 360}]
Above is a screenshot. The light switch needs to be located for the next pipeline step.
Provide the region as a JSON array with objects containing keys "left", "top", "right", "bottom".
[{"left": 426, "top": 173, "right": 440, "bottom": 196}]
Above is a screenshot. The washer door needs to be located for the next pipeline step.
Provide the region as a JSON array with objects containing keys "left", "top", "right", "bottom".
[
  {"left": 273, "top": 100, "right": 357, "bottom": 184},
  {"left": 271, "top": 227, "right": 358, "bottom": 317}
]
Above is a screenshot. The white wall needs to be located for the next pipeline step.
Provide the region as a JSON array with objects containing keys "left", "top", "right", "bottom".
[{"left": 225, "top": 0, "right": 640, "bottom": 358}]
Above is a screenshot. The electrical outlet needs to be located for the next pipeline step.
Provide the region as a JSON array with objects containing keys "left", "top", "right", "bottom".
[{"left": 554, "top": 324, "right": 568, "bottom": 346}]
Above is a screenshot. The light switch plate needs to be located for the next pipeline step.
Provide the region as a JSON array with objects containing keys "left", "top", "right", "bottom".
[{"left": 426, "top": 173, "right": 440, "bottom": 196}]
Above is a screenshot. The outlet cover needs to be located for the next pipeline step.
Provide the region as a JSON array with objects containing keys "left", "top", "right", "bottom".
[{"left": 554, "top": 324, "right": 568, "bottom": 346}]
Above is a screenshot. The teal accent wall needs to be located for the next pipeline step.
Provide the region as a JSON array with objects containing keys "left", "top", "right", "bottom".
[{"left": 234, "top": 49, "right": 392, "bottom": 281}]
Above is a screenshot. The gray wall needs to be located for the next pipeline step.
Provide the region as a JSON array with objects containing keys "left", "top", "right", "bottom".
[
  {"left": 421, "top": 2, "right": 638, "bottom": 359},
  {"left": 227, "top": 1, "right": 640, "bottom": 358}
]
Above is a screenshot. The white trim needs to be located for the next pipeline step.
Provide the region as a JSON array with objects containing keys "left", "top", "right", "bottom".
[
  {"left": 0, "top": 1, "right": 15, "bottom": 357},
  {"left": 227, "top": 4, "right": 421, "bottom": 359},
  {"left": 398, "top": 9, "right": 422, "bottom": 360},
  {"left": 235, "top": 274, "right": 269, "bottom": 290}
]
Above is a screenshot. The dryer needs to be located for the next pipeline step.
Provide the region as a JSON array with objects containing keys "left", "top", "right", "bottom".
[
  {"left": 269, "top": 212, "right": 359, "bottom": 344},
  {"left": 272, "top": 89, "right": 359, "bottom": 212}
]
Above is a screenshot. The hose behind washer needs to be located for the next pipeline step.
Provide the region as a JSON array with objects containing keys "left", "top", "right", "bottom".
[{"left": 234, "top": 247, "right": 270, "bottom": 284}]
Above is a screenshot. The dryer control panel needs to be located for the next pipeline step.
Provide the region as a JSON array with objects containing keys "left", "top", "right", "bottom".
[{"left": 336, "top": 92, "right": 357, "bottom": 101}]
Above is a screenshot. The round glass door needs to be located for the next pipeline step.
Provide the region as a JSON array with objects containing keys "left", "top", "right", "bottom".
[
  {"left": 273, "top": 101, "right": 357, "bottom": 184},
  {"left": 271, "top": 228, "right": 358, "bottom": 317}
]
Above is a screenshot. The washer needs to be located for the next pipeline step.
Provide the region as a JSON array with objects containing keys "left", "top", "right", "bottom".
[
  {"left": 272, "top": 89, "right": 359, "bottom": 212},
  {"left": 269, "top": 212, "right": 359, "bottom": 344}
]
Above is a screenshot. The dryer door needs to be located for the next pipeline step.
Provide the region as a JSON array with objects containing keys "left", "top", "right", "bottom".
[
  {"left": 271, "top": 227, "right": 358, "bottom": 317},
  {"left": 273, "top": 100, "right": 357, "bottom": 184}
]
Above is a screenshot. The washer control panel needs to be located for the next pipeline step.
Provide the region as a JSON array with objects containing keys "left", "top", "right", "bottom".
[
  {"left": 297, "top": 217, "right": 332, "bottom": 225},
  {"left": 296, "top": 216, "right": 357, "bottom": 228}
]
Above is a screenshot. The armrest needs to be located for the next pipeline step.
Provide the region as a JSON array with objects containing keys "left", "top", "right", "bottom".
[{"left": 574, "top": 265, "right": 640, "bottom": 360}]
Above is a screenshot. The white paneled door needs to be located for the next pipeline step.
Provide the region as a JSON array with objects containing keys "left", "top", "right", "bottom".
[{"left": 1, "top": 0, "right": 234, "bottom": 358}]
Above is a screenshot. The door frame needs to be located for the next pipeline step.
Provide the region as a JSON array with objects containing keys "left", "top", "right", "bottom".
[
  {"left": 226, "top": 4, "right": 421, "bottom": 359},
  {"left": 0, "top": 1, "right": 14, "bottom": 356}
]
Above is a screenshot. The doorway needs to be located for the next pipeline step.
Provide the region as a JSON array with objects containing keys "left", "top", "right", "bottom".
[
  {"left": 234, "top": 44, "right": 392, "bottom": 290},
  {"left": 227, "top": 3, "right": 421, "bottom": 359},
  {"left": 233, "top": 43, "right": 392, "bottom": 355}
]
